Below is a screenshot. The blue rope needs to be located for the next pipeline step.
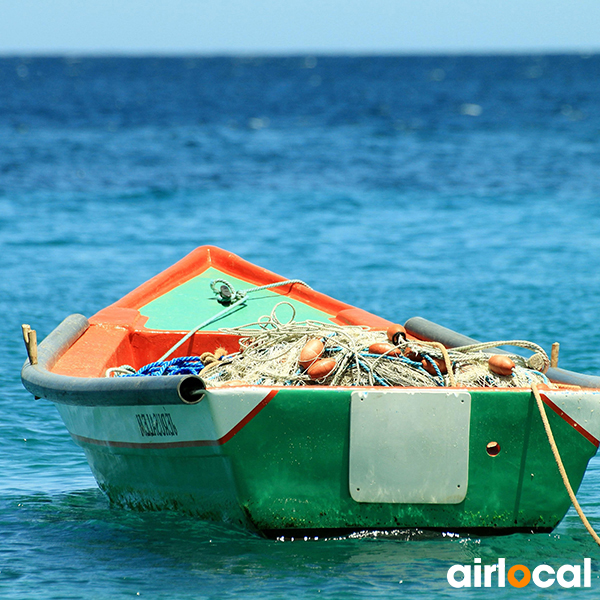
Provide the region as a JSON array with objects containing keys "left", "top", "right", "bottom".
[
  {"left": 356, "top": 358, "right": 390, "bottom": 386},
  {"left": 421, "top": 354, "right": 445, "bottom": 386},
  {"left": 359, "top": 352, "right": 439, "bottom": 382},
  {"left": 120, "top": 356, "right": 206, "bottom": 377},
  {"left": 522, "top": 369, "right": 552, "bottom": 385}
]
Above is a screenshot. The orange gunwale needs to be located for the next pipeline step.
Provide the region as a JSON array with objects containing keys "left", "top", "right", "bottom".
[{"left": 51, "top": 246, "right": 395, "bottom": 378}]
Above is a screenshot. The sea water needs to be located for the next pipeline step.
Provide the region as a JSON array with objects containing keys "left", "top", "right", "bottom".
[{"left": 2, "top": 55, "right": 600, "bottom": 598}]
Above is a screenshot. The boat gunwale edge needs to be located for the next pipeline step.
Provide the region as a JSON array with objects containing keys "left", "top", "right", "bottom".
[
  {"left": 405, "top": 316, "right": 600, "bottom": 390},
  {"left": 20, "top": 314, "right": 204, "bottom": 406}
]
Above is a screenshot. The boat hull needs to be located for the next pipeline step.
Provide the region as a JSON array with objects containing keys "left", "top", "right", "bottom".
[
  {"left": 19, "top": 247, "right": 600, "bottom": 535},
  {"left": 54, "top": 385, "right": 599, "bottom": 535}
]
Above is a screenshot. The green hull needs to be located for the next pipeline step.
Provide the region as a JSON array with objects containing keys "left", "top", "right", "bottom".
[
  {"left": 64, "top": 387, "right": 596, "bottom": 535},
  {"left": 21, "top": 247, "right": 600, "bottom": 536}
]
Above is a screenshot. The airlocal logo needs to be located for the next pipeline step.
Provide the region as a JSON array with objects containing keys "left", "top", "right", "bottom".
[{"left": 447, "top": 558, "right": 591, "bottom": 589}]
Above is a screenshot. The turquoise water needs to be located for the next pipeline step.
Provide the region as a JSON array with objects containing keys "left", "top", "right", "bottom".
[{"left": 3, "top": 55, "right": 600, "bottom": 598}]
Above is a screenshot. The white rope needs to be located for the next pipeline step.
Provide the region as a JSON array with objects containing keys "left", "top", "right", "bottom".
[
  {"left": 159, "top": 279, "right": 311, "bottom": 362},
  {"left": 158, "top": 295, "right": 248, "bottom": 362},
  {"left": 205, "top": 316, "right": 552, "bottom": 389}
]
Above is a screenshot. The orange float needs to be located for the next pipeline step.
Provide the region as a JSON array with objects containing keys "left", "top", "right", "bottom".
[
  {"left": 368, "top": 342, "right": 401, "bottom": 356},
  {"left": 307, "top": 358, "right": 337, "bottom": 380},
  {"left": 299, "top": 339, "right": 325, "bottom": 369},
  {"left": 386, "top": 323, "right": 407, "bottom": 345},
  {"left": 421, "top": 356, "right": 448, "bottom": 375},
  {"left": 488, "top": 355, "right": 515, "bottom": 377}
]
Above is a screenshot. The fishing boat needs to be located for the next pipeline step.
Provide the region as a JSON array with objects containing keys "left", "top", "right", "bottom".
[{"left": 20, "top": 246, "right": 600, "bottom": 537}]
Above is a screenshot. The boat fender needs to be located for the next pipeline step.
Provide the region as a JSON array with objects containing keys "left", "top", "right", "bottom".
[
  {"left": 307, "top": 358, "right": 337, "bottom": 381},
  {"left": 488, "top": 355, "right": 515, "bottom": 377},
  {"left": 299, "top": 339, "right": 325, "bottom": 370},
  {"left": 386, "top": 323, "right": 407, "bottom": 345}
]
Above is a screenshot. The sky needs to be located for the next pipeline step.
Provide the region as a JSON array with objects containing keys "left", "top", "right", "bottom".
[{"left": 1, "top": 0, "right": 599, "bottom": 55}]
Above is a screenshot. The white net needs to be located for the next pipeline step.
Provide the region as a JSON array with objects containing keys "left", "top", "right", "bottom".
[{"left": 200, "top": 304, "right": 552, "bottom": 389}]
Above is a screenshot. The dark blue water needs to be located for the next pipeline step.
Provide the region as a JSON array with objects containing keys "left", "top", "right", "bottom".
[{"left": 3, "top": 55, "right": 600, "bottom": 598}]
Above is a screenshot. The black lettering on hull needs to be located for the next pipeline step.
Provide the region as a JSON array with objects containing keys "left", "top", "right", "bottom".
[{"left": 135, "top": 413, "right": 178, "bottom": 437}]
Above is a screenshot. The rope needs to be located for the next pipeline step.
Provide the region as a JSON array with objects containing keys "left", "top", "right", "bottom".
[
  {"left": 159, "top": 278, "right": 311, "bottom": 362},
  {"left": 158, "top": 295, "right": 248, "bottom": 362},
  {"left": 531, "top": 382, "right": 600, "bottom": 547},
  {"left": 420, "top": 341, "right": 456, "bottom": 387},
  {"left": 241, "top": 279, "right": 312, "bottom": 294},
  {"left": 210, "top": 278, "right": 312, "bottom": 304},
  {"left": 107, "top": 356, "right": 205, "bottom": 378},
  {"left": 105, "top": 275, "right": 551, "bottom": 393},
  {"left": 452, "top": 340, "right": 550, "bottom": 372}
]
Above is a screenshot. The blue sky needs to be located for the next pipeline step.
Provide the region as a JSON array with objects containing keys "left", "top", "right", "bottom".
[{"left": 1, "top": 0, "right": 599, "bottom": 55}]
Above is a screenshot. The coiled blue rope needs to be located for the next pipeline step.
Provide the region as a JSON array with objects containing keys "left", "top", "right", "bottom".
[{"left": 117, "top": 356, "right": 205, "bottom": 377}]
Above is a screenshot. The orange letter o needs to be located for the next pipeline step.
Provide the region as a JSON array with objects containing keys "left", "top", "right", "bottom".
[{"left": 508, "top": 565, "right": 531, "bottom": 588}]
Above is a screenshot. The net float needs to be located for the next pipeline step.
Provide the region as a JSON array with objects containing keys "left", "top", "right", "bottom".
[
  {"left": 369, "top": 342, "right": 401, "bottom": 356},
  {"left": 299, "top": 338, "right": 325, "bottom": 369},
  {"left": 219, "top": 380, "right": 247, "bottom": 387},
  {"left": 307, "top": 358, "right": 337, "bottom": 381},
  {"left": 488, "top": 355, "right": 515, "bottom": 377},
  {"left": 421, "top": 356, "right": 448, "bottom": 375},
  {"left": 386, "top": 323, "right": 407, "bottom": 345},
  {"left": 402, "top": 347, "right": 421, "bottom": 362}
]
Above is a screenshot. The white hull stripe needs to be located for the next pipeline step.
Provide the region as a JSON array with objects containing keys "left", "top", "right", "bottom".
[
  {"left": 59, "top": 389, "right": 278, "bottom": 449},
  {"left": 58, "top": 388, "right": 600, "bottom": 451}
]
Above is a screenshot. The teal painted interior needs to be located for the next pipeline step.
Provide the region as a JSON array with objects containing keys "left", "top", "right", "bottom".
[{"left": 139, "top": 267, "right": 334, "bottom": 331}]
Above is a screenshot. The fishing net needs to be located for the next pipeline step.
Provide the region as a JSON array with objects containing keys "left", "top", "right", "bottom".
[{"left": 199, "top": 303, "right": 552, "bottom": 389}]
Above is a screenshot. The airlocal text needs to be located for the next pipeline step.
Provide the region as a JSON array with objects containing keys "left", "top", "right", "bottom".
[{"left": 447, "top": 558, "right": 591, "bottom": 589}]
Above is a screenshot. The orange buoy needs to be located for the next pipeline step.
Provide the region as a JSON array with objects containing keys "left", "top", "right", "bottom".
[
  {"left": 386, "top": 323, "right": 407, "bottom": 345},
  {"left": 218, "top": 380, "right": 246, "bottom": 387},
  {"left": 214, "top": 347, "right": 228, "bottom": 360},
  {"left": 402, "top": 347, "right": 421, "bottom": 362},
  {"left": 421, "top": 356, "right": 448, "bottom": 375},
  {"left": 299, "top": 338, "right": 325, "bottom": 369},
  {"left": 307, "top": 358, "right": 337, "bottom": 381},
  {"left": 368, "top": 342, "right": 401, "bottom": 356},
  {"left": 488, "top": 355, "right": 515, "bottom": 377}
]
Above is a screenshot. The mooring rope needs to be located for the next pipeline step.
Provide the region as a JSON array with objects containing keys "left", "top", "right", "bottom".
[
  {"left": 106, "top": 278, "right": 311, "bottom": 377},
  {"left": 210, "top": 278, "right": 312, "bottom": 304},
  {"left": 157, "top": 295, "right": 248, "bottom": 363},
  {"left": 531, "top": 382, "right": 600, "bottom": 547},
  {"left": 157, "top": 278, "right": 312, "bottom": 362}
]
